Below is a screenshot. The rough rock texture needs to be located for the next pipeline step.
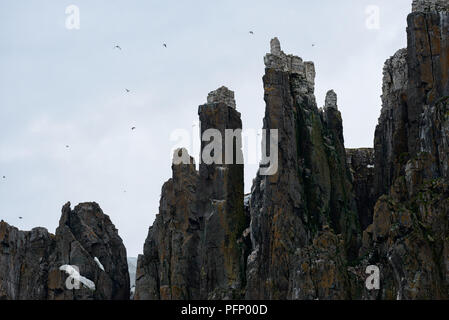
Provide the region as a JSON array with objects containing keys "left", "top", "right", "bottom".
[
  {"left": 135, "top": 88, "right": 247, "bottom": 300},
  {"left": 245, "top": 40, "right": 359, "bottom": 300},
  {"left": 346, "top": 148, "right": 376, "bottom": 230},
  {"left": 47, "top": 202, "right": 130, "bottom": 300},
  {"left": 363, "top": 0, "right": 449, "bottom": 299},
  {"left": 197, "top": 88, "right": 247, "bottom": 299},
  {"left": 134, "top": 0, "right": 449, "bottom": 301},
  {"left": 412, "top": 0, "right": 449, "bottom": 13},
  {"left": 134, "top": 151, "right": 199, "bottom": 300},
  {"left": 0, "top": 202, "right": 130, "bottom": 300},
  {"left": 0, "top": 224, "right": 56, "bottom": 300},
  {"left": 374, "top": 48, "right": 409, "bottom": 198}
]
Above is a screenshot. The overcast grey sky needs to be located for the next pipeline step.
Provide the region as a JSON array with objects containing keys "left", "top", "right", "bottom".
[{"left": 0, "top": 0, "right": 411, "bottom": 257}]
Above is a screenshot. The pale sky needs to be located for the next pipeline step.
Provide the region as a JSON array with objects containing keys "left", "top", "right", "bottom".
[{"left": 0, "top": 0, "right": 411, "bottom": 257}]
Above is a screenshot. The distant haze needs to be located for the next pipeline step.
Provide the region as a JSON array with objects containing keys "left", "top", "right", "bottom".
[{"left": 0, "top": 0, "right": 411, "bottom": 256}]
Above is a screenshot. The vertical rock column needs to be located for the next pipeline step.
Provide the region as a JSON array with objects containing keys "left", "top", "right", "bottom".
[
  {"left": 135, "top": 87, "right": 247, "bottom": 300},
  {"left": 134, "top": 151, "right": 199, "bottom": 300},
  {"left": 375, "top": 0, "right": 449, "bottom": 196},
  {"left": 198, "top": 86, "right": 246, "bottom": 299},
  {"left": 247, "top": 39, "right": 359, "bottom": 300},
  {"left": 363, "top": 1, "right": 449, "bottom": 300}
]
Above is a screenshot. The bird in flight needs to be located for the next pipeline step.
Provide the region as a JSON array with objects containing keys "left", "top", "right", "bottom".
[
  {"left": 249, "top": 31, "right": 254, "bottom": 35},
  {"left": 114, "top": 45, "right": 122, "bottom": 50},
  {"left": 312, "top": 44, "right": 315, "bottom": 47},
  {"left": 19, "top": 217, "right": 23, "bottom": 220},
  {"left": 125, "top": 89, "right": 130, "bottom": 93},
  {"left": 2, "top": 176, "right": 5, "bottom": 179},
  {"left": 163, "top": 43, "right": 167, "bottom": 48},
  {"left": 66, "top": 145, "right": 70, "bottom": 148},
  {"left": 131, "top": 127, "right": 136, "bottom": 130}
]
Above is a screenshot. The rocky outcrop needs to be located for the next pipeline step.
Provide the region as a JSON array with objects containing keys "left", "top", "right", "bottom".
[
  {"left": 362, "top": 0, "right": 449, "bottom": 299},
  {"left": 374, "top": 49, "right": 409, "bottom": 198},
  {"left": 0, "top": 223, "right": 56, "bottom": 300},
  {"left": 346, "top": 148, "right": 376, "bottom": 230},
  {"left": 0, "top": 202, "right": 130, "bottom": 300},
  {"left": 2, "top": 0, "right": 446, "bottom": 301},
  {"left": 134, "top": 151, "right": 200, "bottom": 300},
  {"left": 135, "top": 87, "right": 248, "bottom": 300},
  {"left": 135, "top": 1, "right": 448, "bottom": 301},
  {"left": 375, "top": 0, "right": 449, "bottom": 197},
  {"left": 412, "top": 0, "right": 449, "bottom": 13},
  {"left": 136, "top": 0, "right": 449, "bottom": 298},
  {"left": 197, "top": 87, "right": 247, "bottom": 299},
  {"left": 245, "top": 39, "right": 359, "bottom": 300}
]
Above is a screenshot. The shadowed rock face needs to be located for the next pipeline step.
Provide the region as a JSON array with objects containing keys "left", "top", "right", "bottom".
[
  {"left": 135, "top": 88, "right": 247, "bottom": 300},
  {"left": 346, "top": 148, "right": 376, "bottom": 231},
  {"left": 0, "top": 202, "right": 130, "bottom": 300},
  {"left": 136, "top": 1, "right": 448, "bottom": 301},
  {"left": 246, "top": 40, "right": 359, "bottom": 300},
  {"left": 5, "top": 0, "right": 447, "bottom": 301},
  {"left": 0, "top": 224, "right": 56, "bottom": 300},
  {"left": 134, "top": 152, "right": 199, "bottom": 300},
  {"left": 375, "top": 2, "right": 449, "bottom": 197},
  {"left": 362, "top": 1, "right": 449, "bottom": 300}
]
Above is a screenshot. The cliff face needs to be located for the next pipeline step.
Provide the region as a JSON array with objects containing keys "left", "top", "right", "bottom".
[
  {"left": 134, "top": 153, "right": 199, "bottom": 300},
  {"left": 135, "top": 0, "right": 448, "bottom": 301},
  {"left": 361, "top": 0, "right": 449, "bottom": 299},
  {"left": 246, "top": 39, "right": 359, "bottom": 300},
  {"left": 375, "top": 1, "right": 449, "bottom": 196},
  {"left": 0, "top": 202, "right": 130, "bottom": 300},
  {"left": 4, "top": 0, "right": 446, "bottom": 301},
  {"left": 0, "top": 224, "right": 56, "bottom": 299},
  {"left": 346, "top": 148, "right": 376, "bottom": 231},
  {"left": 135, "top": 87, "right": 248, "bottom": 300}
]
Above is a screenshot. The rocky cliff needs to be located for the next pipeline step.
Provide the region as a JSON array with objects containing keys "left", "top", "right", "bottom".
[
  {"left": 2, "top": 0, "right": 447, "bottom": 301},
  {"left": 0, "top": 202, "right": 130, "bottom": 300},
  {"left": 135, "top": 0, "right": 448, "bottom": 300},
  {"left": 361, "top": 0, "right": 449, "bottom": 299},
  {"left": 245, "top": 39, "right": 360, "bottom": 300},
  {"left": 135, "top": 87, "right": 248, "bottom": 300}
]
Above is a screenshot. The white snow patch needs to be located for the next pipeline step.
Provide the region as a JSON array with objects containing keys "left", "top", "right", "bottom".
[
  {"left": 59, "top": 265, "right": 96, "bottom": 291},
  {"left": 94, "top": 257, "right": 105, "bottom": 271}
]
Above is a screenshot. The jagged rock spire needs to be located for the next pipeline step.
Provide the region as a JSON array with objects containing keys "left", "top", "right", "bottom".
[
  {"left": 206, "top": 86, "right": 236, "bottom": 109},
  {"left": 324, "top": 90, "right": 338, "bottom": 110},
  {"left": 412, "top": 0, "right": 449, "bottom": 12},
  {"left": 270, "top": 37, "right": 282, "bottom": 55},
  {"left": 264, "top": 37, "right": 316, "bottom": 90}
]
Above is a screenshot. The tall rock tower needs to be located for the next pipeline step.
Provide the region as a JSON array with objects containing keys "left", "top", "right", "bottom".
[
  {"left": 246, "top": 38, "right": 359, "bottom": 300},
  {"left": 134, "top": 87, "right": 247, "bottom": 300},
  {"left": 363, "top": 0, "right": 449, "bottom": 299}
]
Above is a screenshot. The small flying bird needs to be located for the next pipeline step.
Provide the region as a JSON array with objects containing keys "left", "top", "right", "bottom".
[
  {"left": 131, "top": 127, "right": 136, "bottom": 130},
  {"left": 2, "top": 176, "right": 5, "bottom": 179},
  {"left": 125, "top": 89, "right": 130, "bottom": 93},
  {"left": 114, "top": 45, "right": 122, "bottom": 50},
  {"left": 19, "top": 217, "right": 23, "bottom": 220},
  {"left": 312, "top": 43, "right": 315, "bottom": 47},
  {"left": 249, "top": 31, "right": 254, "bottom": 35},
  {"left": 163, "top": 43, "right": 167, "bottom": 48},
  {"left": 65, "top": 145, "right": 70, "bottom": 148}
]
